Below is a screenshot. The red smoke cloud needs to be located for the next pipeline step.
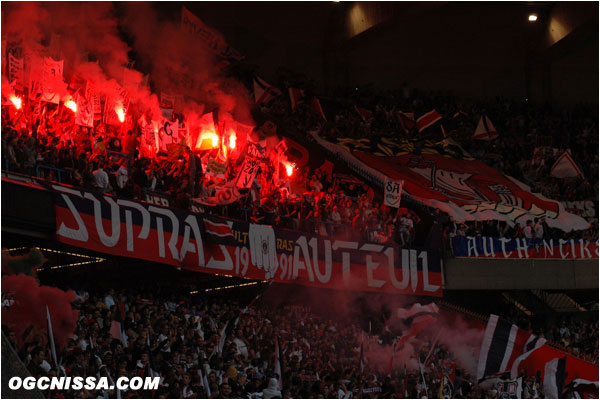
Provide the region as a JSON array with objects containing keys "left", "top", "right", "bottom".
[
  {"left": 2, "top": 2, "right": 253, "bottom": 132},
  {"left": 120, "top": 2, "right": 254, "bottom": 124},
  {"left": 2, "top": 274, "right": 79, "bottom": 349}
]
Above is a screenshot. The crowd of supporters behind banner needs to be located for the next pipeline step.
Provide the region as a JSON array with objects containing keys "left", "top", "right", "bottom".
[
  {"left": 3, "top": 282, "right": 598, "bottom": 399},
  {"left": 257, "top": 80, "right": 597, "bottom": 203},
  {"left": 2, "top": 82, "right": 598, "bottom": 244}
]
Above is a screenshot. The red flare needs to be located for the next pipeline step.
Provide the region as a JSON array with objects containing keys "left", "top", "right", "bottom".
[
  {"left": 64, "top": 100, "right": 77, "bottom": 113},
  {"left": 284, "top": 162, "right": 294, "bottom": 177},
  {"left": 10, "top": 96, "right": 22, "bottom": 110},
  {"left": 115, "top": 106, "right": 125, "bottom": 123}
]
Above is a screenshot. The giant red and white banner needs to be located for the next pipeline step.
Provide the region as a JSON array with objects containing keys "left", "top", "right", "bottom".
[
  {"left": 52, "top": 185, "right": 442, "bottom": 296},
  {"left": 311, "top": 132, "right": 590, "bottom": 233}
]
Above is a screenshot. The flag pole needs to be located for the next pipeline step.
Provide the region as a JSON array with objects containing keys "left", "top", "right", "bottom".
[
  {"left": 418, "top": 356, "right": 429, "bottom": 398},
  {"left": 424, "top": 330, "right": 442, "bottom": 366},
  {"left": 46, "top": 305, "right": 58, "bottom": 369}
]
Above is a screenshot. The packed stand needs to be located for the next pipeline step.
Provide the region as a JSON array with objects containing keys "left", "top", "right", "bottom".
[
  {"left": 259, "top": 83, "right": 598, "bottom": 204},
  {"left": 6, "top": 285, "right": 592, "bottom": 399},
  {"left": 1, "top": 107, "right": 425, "bottom": 247},
  {"left": 2, "top": 80, "right": 598, "bottom": 245},
  {"left": 257, "top": 82, "right": 598, "bottom": 240}
]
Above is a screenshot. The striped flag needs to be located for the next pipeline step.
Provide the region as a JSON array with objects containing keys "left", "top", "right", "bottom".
[
  {"left": 543, "top": 356, "right": 567, "bottom": 399},
  {"left": 203, "top": 218, "right": 234, "bottom": 239},
  {"left": 416, "top": 110, "right": 443, "bottom": 133},
  {"left": 476, "top": 314, "right": 546, "bottom": 382},
  {"left": 253, "top": 76, "right": 281, "bottom": 104},
  {"left": 288, "top": 88, "right": 305, "bottom": 111},
  {"left": 473, "top": 115, "right": 498, "bottom": 140},
  {"left": 550, "top": 152, "right": 585, "bottom": 180}
]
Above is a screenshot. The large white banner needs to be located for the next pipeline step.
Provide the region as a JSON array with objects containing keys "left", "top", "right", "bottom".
[
  {"left": 75, "top": 92, "right": 94, "bottom": 128},
  {"left": 8, "top": 53, "right": 24, "bottom": 91},
  {"left": 85, "top": 80, "right": 102, "bottom": 121},
  {"left": 41, "top": 57, "right": 64, "bottom": 104}
]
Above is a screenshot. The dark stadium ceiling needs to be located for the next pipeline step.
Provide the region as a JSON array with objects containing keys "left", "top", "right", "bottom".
[
  {"left": 133, "top": 2, "right": 596, "bottom": 80},
  {"left": 146, "top": 2, "right": 593, "bottom": 46}
]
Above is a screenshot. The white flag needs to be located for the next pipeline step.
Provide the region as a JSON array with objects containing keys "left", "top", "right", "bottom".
[
  {"left": 550, "top": 152, "right": 584, "bottom": 179},
  {"left": 384, "top": 178, "right": 403, "bottom": 208}
]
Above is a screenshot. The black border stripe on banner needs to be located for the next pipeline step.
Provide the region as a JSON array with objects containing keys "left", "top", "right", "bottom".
[{"left": 483, "top": 317, "right": 514, "bottom": 378}]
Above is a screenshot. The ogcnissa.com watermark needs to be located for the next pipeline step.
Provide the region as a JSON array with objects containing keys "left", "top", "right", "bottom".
[{"left": 8, "top": 376, "right": 160, "bottom": 391}]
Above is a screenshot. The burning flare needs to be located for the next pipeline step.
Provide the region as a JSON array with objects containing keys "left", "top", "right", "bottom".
[
  {"left": 10, "top": 96, "right": 22, "bottom": 110},
  {"left": 210, "top": 132, "right": 219, "bottom": 147},
  {"left": 284, "top": 162, "right": 295, "bottom": 177},
  {"left": 64, "top": 100, "right": 77, "bottom": 113},
  {"left": 115, "top": 105, "right": 125, "bottom": 123},
  {"left": 229, "top": 134, "right": 236, "bottom": 150}
]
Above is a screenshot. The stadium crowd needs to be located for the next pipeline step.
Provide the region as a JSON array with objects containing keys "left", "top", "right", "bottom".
[
  {"left": 259, "top": 83, "right": 598, "bottom": 203},
  {"left": 2, "top": 80, "right": 597, "bottom": 247},
  {"left": 1, "top": 106, "right": 421, "bottom": 247},
  {"left": 3, "top": 285, "right": 597, "bottom": 399}
]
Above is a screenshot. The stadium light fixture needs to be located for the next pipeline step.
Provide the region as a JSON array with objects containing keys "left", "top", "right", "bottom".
[{"left": 528, "top": 14, "right": 538, "bottom": 22}]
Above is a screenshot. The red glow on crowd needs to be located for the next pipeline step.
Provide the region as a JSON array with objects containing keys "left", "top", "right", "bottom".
[
  {"left": 10, "top": 96, "right": 22, "bottom": 110},
  {"left": 64, "top": 100, "right": 77, "bottom": 113}
]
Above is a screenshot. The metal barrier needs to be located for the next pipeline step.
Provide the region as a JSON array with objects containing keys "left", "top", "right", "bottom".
[{"left": 35, "top": 165, "right": 71, "bottom": 184}]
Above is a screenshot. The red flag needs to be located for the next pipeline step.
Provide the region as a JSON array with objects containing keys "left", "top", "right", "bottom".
[
  {"left": 312, "top": 97, "right": 327, "bottom": 121},
  {"left": 109, "top": 320, "right": 122, "bottom": 341},
  {"left": 289, "top": 88, "right": 305, "bottom": 111},
  {"left": 416, "top": 110, "right": 443, "bottom": 133}
]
